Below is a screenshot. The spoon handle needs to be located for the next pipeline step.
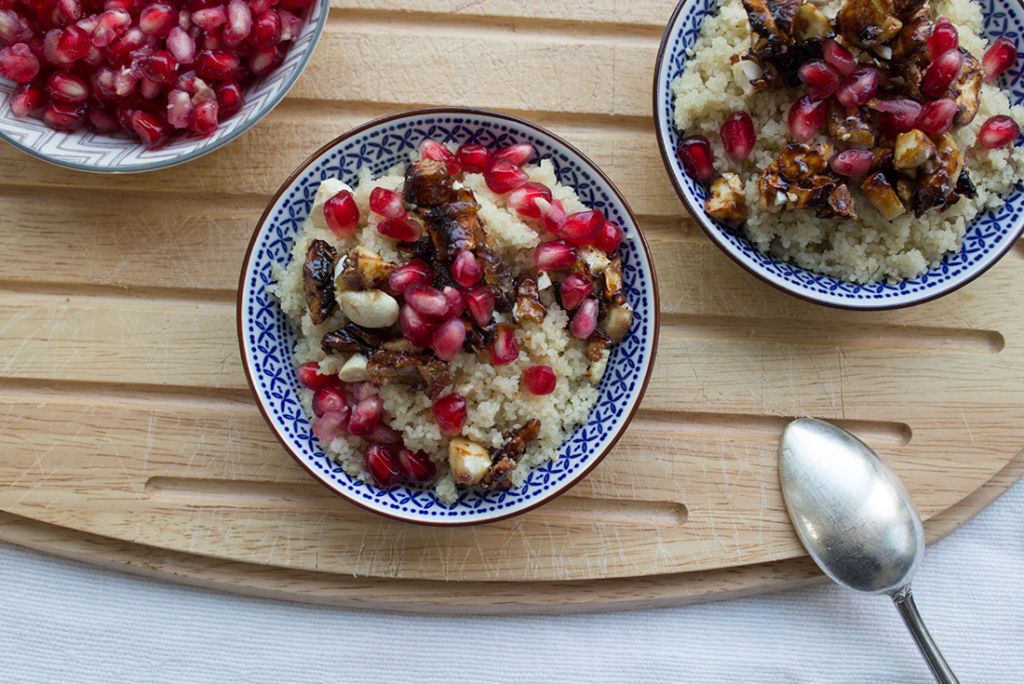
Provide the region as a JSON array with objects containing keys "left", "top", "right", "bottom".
[{"left": 891, "top": 587, "right": 959, "bottom": 684}]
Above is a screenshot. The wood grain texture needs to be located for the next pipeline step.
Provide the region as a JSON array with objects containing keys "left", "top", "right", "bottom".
[{"left": 0, "top": 0, "right": 1022, "bottom": 605}]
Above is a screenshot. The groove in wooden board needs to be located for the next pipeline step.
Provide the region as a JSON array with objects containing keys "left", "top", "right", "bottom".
[
  {"left": 144, "top": 477, "right": 689, "bottom": 527},
  {"left": 0, "top": 449, "right": 1020, "bottom": 613},
  {"left": 327, "top": 8, "right": 663, "bottom": 43},
  {"left": 331, "top": 0, "right": 675, "bottom": 30},
  {"left": 0, "top": 401, "right": 1013, "bottom": 579}
]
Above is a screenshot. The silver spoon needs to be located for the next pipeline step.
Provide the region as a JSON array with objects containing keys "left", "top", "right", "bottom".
[{"left": 779, "top": 418, "right": 959, "bottom": 684}]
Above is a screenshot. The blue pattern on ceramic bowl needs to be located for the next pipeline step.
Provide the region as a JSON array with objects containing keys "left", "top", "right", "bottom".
[
  {"left": 238, "top": 108, "right": 659, "bottom": 525},
  {"left": 653, "top": 0, "right": 1024, "bottom": 309},
  {"left": 0, "top": 0, "right": 329, "bottom": 174}
]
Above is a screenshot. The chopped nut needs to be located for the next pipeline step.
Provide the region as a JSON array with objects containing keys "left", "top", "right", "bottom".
[
  {"left": 448, "top": 438, "right": 492, "bottom": 485},
  {"left": 335, "top": 246, "right": 397, "bottom": 292},
  {"left": 588, "top": 348, "right": 610, "bottom": 385},
  {"left": 951, "top": 52, "right": 982, "bottom": 126},
  {"left": 861, "top": 172, "right": 906, "bottom": 220},
  {"left": 793, "top": 3, "right": 831, "bottom": 40},
  {"left": 338, "top": 353, "right": 370, "bottom": 382},
  {"left": 731, "top": 58, "right": 763, "bottom": 94},
  {"left": 338, "top": 290, "right": 399, "bottom": 328},
  {"left": 705, "top": 173, "right": 748, "bottom": 230},
  {"left": 893, "top": 129, "right": 936, "bottom": 169},
  {"left": 578, "top": 246, "right": 611, "bottom": 275},
  {"left": 602, "top": 302, "right": 634, "bottom": 343},
  {"left": 837, "top": 0, "right": 902, "bottom": 48}
]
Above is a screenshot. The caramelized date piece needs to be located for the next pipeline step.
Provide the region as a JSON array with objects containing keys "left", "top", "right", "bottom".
[{"left": 303, "top": 239, "right": 337, "bottom": 325}]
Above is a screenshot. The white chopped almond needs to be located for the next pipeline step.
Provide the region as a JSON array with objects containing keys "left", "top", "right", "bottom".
[
  {"left": 310, "top": 178, "right": 353, "bottom": 231},
  {"left": 588, "top": 349, "right": 610, "bottom": 385},
  {"left": 731, "top": 59, "right": 761, "bottom": 95},
  {"left": 448, "top": 438, "right": 492, "bottom": 485},
  {"left": 579, "top": 246, "right": 610, "bottom": 274},
  {"left": 338, "top": 290, "right": 399, "bottom": 328},
  {"left": 601, "top": 302, "right": 634, "bottom": 343},
  {"left": 536, "top": 271, "right": 552, "bottom": 290},
  {"left": 337, "top": 353, "right": 370, "bottom": 382},
  {"left": 894, "top": 129, "right": 936, "bottom": 169}
]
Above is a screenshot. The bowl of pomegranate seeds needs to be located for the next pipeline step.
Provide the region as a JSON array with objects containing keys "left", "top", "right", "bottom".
[
  {"left": 0, "top": 0, "right": 328, "bottom": 172},
  {"left": 654, "top": 0, "right": 1024, "bottom": 308},
  {"left": 238, "top": 107, "right": 659, "bottom": 525}
]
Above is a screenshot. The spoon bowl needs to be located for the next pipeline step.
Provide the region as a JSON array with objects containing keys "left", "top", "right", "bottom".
[{"left": 780, "top": 418, "right": 958, "bottom": 684}]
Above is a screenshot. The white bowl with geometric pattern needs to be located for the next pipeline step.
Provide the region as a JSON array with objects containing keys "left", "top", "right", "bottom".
[
  {"left": 653, "top": 0, "right": 1024, "bottom": 309},
  {"left": 0, "top": 0, "right": 328, "bottom": 174},
  {"left": 238, "top": 107, "right": 660, "bottom": 526}
]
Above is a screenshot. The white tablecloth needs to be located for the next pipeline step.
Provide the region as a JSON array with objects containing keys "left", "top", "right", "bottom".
[{"left": 1, "top": 478, "right": 1021, "bottom": 684}]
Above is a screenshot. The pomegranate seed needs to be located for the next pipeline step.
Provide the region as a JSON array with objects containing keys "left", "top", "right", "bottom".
[
  {"left": 140, "top": 49, "right": 177, "bottom": 83},
  {"left": 278, "top": 8, "right": 301, "bottom": 40},
  {"left": 216, "top": 80, "right": 242, "bottom": 116},
  {"left": 195, "top": 48, "right": 238, "bottom": 79},
  {"left": 57, "top": 24, "right": 92, "bottom": 62},
  {"left": 400, "top": 303, "right": 437, "bottom": 347},
  {"left": 191, "top": 5, "right": 226, "bottom": 31},
  {"left": 348, "top": 395, "right": 382, "bottom": 437},
  {"left": 676, "top": 135, "right": 716, "bottom": 182},
  {"left": 56, "top": 0, "right": 81, "bottom": 24},
  {"left": 829, "top": 148, "right": 875, "bottom": 177},
  {"left": 489, "top": 323, "right": 519, "bottom": 365},
  {"left": 139, "top": 2, "right": 176, "bottom": 35},
  {"left": 10, "top": 82, "right": 45, "bottom": 117},
  {"left": 201, "top": 29, "right": 224, "bottom": 51},
  {"left": 922, "top": 49, "right": 964, "bottom": 98},
  {"left": 312, "top": 386, "right": 347, "bottom": 418},
  {"left": 106, "top": 26, "right": 145, "bottom": 63},
  {"left": 875, "top": 98, "right": 923, "bottom": 136},
  {"left": 533, "top": 239, "right": 577, "bottom": 270},
  {"left": 441, "top": 286, "right": 465, "bottom": 319},
  {"left": 928, "top": 17, "right": 958, "bottom": 59},
  {"left": 0, "top": 43, "right": 39, "bottom": 82},
  {"left": 111, "top": 65, "right": 137, "bottom": 98},
  {"left": 419, "top": 139, "right": 461, "bottom": 175},
  {"left": 464, "top": 285, "right": 495, "bottom": 326},
  {"left": 0, "top": 10, "right": 34, "bottom": 45},
  {"left": 367, "top": 423, "right": 402, "bottom": 445},
  {"left": 536, "top": 197, "right": 567, "bottom": 235},
  {"left": 312, "top": 410, "right": 348, "bottom": 444},
  {"left": 405, "top": 282, "right": 448, "bottom": 318},
  {"left": 822, "top": 38, "right": 856, "bottom": 76},
  {"left": 484, "top": 157, "right": 529, "bottom": 193},
  {"left": 798, "top": 60, "right": 841, "bottom": 100},
  {"left": 165, "top": 26, "right": 195, "bottom": 63},
  {"left": 323, "top": 190, "right": 359, "bottom": 238},
  {"left": 91, "top": 8, "right": 130, "bottom": 46},
  {"left": 223, "top": 0, "right": 251, "bottom": 45},
  {"left": 983, "top": 37, "right": 1017, "bottom": 82},
  {"left": 978, "top": 115, "right": 1021, "bottom": 148},
  {"left": 559, "top": 274, "right": 593, "bottom": 310},
  {"left": 719, "top": 110, "right": 756, "bottom": 160},
  {"left": 249, "top": 45, "right": 281, "bottom": 75},
  {"left": 131, "top": 110, "right": 169, "bottom": 148},
  {"left": 82, "top": 45, "right": 104, "bottom": 66},
  {"left": 89, "top": 107, "right": 120, "bottom": 133},
  {"left": 835, "top": 67, "right": 879, "bottom": 108},
  {"left": 376, "top": 215, "right": 421, "bottom": 242},
  {"left": 456, "top": 142, "right": 491, "bottom": 173},
  {"left": 432, "top": 318, "right": 466, "bottom": 361},
  {"left": 594, "top": 220, "right": 623, "bottom": 253},
  {"left": 570, "top": 298, "right": 599, "bottom": 339},
  {"left": 364, "top": 444, "right": 402, "bottom": 488},
  {"left": 397, "top": 448, "right": 435, "bottom": 484},
  {"left": 507, "top": 182, "right": 553, "bottom": 218},
  {"left": 189, "top": 97, "right": 217, "bottom": 136},
  {"left": 916, "top": 98, "right": 957, "bottom": 135},
  {"left": 494, "top": 142, "right": 535, "bottom": 166},
  {"left": 43, "top": 28, "right": 74, "bottom": 68},
  {"left": 166, "top": 87, "right": 193, "bottom": 127},
  {"left": 787, "top": 95, "right": 826, "bottom": 141},
  {"left": 432, "top": 394, "right": 467, "bottom": 437},
  {"left": 369, "top": 187, "right": 405, "bottom": 218},
  {"left": 388, "top": 259, "right": 432, "bottom": 294},
  {"left": 451, "top": 250, "right": 482, "bottom": 287},
  {"left": 560, "top": 209, "right": 605, "bottom": 245},
  {"left": 248, "top": 9, "right": 280, "bottom": 49},
  {"left": 139, "top": 76, "right": 163, "bottom": 99},
  {"left": 42, "top": 100, "right": 85, "bottom": 130},
  {"left": 523, "top": 365, "right": 556, "bottom": 395},
  {"left": 250, "top": 0, "right": 275, "bottom": 15}
]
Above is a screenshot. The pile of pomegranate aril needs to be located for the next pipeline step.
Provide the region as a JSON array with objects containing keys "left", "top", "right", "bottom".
[{"left": 0, "top": 0, "right": 310, "bottom": 148}]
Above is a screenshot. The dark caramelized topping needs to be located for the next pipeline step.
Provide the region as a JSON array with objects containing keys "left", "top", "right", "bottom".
[{"left": 302, "top": 239, "right": 337, "bottom": 325}]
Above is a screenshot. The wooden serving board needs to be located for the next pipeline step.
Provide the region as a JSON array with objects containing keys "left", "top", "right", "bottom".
[{"left": 1, "top": 0, "right": 1023, "bottom": 611}]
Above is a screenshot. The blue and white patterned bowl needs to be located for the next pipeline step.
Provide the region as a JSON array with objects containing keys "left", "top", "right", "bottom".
[
  {"left": 0, "top": 0, "right": 328, "bottom": 174},
  {"left": 238, "top": 108, "right": 659, "bottom": 525},
  {"left": 653, "top": 0, "right": 1024, "bottom": 309}
]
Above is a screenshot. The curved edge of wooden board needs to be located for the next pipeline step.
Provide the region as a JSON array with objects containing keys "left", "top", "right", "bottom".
[{"left": 1, "top": 449, "right": 1020, "bottom": 615}]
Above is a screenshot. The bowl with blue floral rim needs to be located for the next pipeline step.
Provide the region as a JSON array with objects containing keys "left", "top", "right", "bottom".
[
  {"left": 653, "top": 0, "right": 1024, "bottom": 309},
  {"left": 237, "top": 107, "right": 660, "bottom": 525}
]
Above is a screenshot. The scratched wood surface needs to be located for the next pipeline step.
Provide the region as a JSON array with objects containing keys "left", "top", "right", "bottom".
[{"left": 0, "top": 0, "right": 1023, "bottom": 609}]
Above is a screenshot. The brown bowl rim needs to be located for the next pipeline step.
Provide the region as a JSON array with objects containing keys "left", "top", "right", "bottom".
[
  {"left": 651, "top": 0, "right": 1024, "bottom": 311},
  {"left": 237, "top": 106, "right": 660, "bottom": 527}
]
